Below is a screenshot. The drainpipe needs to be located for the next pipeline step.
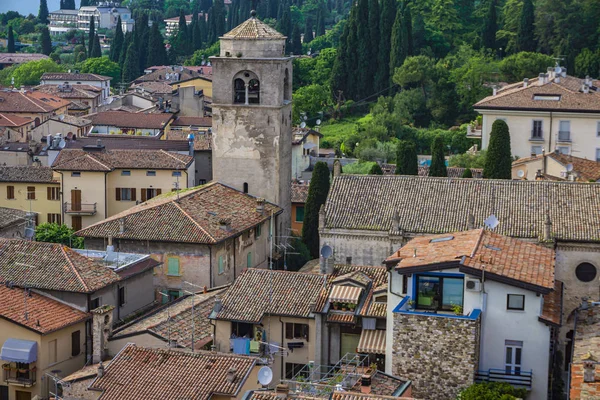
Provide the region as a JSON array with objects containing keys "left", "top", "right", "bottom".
[
  {"left": 548, "top": 112, "right": 553, "bottom": 153},
  {"left": 104, "top": 171, "right": 108, "bottom": 219},
  {"left": 279, "top": 316, "right": 285, "bottom": 380},
  {"left": 58, "top": 171, "right": 64, "bottom": 224},
  {"left": 209, "top": 247, "right": 213, "bottom": 288}
]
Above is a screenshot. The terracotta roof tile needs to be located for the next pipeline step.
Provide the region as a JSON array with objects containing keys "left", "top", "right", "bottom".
[
  {"left": 223, "top": 16, "right": 285, "bottom": 39},
  {"left": 89, "top": 344, "right": 257, "bottom": 400},
  {"left": 130, "top": 81, "right": 174, "bottom": 95},
  {"left": 0, "top": 53, "right": 48, "bottom": 65},
  {"left": 164, "top": 131, "right": 212, "bottom": 150},
  {"left": 0, "top": 165, "right": 57, "bottom": 183},
  {"left": 52, "top": 148, "right": 193, "bottom": 171},
  {"left": 291, "top": 183, "right": 309, "bottom": 203},
  {"left": 0, "top": 286, "right": 89, "bottom": 334},
  {"left": 352, "top": 371, "right": 410, "bottom": 396},
  {"left": 327, "top": 312, "right": 357, "bottom": 324},
  {"left": 0, "top": 207, "right": 28, "bottom": 229},
  {"left": 134, "top": 67, "right": 200, "bottom": 84},
  {"left": 35, "top": 84, "right": 102, "bottom": 100},
  {"left": 0, "top": 90, "right": 70, "bottom": 113},
  {"left": 216, "top": 268, "right": 326, "bottom": 323},
  {"left": 332, "top": 391, "right": 413, "bottom": 400},
  {"left": 88, "top": 111, "right": 174, "bottom": 130},
  {"left": 381, "top": 164, "right": 483, "bottom": 178},
  {"left": 77, "top": 183, "right": 282, "bottom": 244},
  {"left": 41, "top": 72, "right": 111, "bottom": 81},
  {"left": 171, "top": 116, "right": 212, "bottom": 127},
  {"left": 0, "top": 239, "right": 121, "bottom": 293},
  {"left": 0, "top": 113, "right": 31, "bottom": 127},
  {"left": 324, "top": 175, "right": 600, "bottom": 242}
]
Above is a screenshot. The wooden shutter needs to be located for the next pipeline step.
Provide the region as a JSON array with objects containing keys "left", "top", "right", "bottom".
[
  {"left": 47, "top": 187, "right": 51, "bottom": 200},
  {"left": 285, "top": 323, "right": 294, "bottom": 339},
  {"left": 116, "top": 188, "right": 121, "bottom": 201},
  {"left": 27, "top": 186, "right": 35, "bottom": 200},
  {"left": 7, "top": 186, "right": 13, "bottom": 199},
  {"left": 141, "top": 189, "right": 147, "bottom": 202},
  {"left": 131, "top": 188, "right": 136, "bottom": 201},
  {"left": 156, "top": 189, "right": 162, "bottom": 196},
  {"left": 33, "top": 214, "right": 38, "bottom": 226}
]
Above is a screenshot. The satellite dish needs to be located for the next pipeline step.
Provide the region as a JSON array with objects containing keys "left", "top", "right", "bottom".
[
  {"left": 517, "top": 170, "right": 525, "bottom": 178},
  {"left": 257, "top": 366, "right": 273, "bottom": 386},
  {"left": 566, "top": 163, "right": 573, "bottom": 172},
  {"left": 484, "top": 214, "right": 499, "bottom": 230},
  {"left": 316, "top": 119, "right": 321, "bottom": 126},
  {"left": 58, "top": 139, "right": 66, "bottom": 149},
  {"left": 320, "top": 244, "right": 332, "bottom": 258},
  {"left": 300, "top": 121, "right": 306, "bottom": 129}
]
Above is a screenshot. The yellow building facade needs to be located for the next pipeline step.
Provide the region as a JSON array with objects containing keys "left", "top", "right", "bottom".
[{"left": 172, "top": 76, "right": 213, "bottom": 98}]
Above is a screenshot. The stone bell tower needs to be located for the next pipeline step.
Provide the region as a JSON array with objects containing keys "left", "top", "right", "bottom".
[{"left": 211, "top": 11, "right": 292, "bottom": 234}]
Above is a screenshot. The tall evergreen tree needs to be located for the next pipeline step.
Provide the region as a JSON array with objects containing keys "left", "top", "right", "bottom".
[
  {"left": 119, "top": 31, "right": 133, "bottom": 67},
  {"left": 276, "top": 4, "right": 292, "bottom": 39},
  {"left": 136, "top": 13, "right": 150, "bottom": 71},
  {"left": 395, "top": 141, "right": 418, "bottom": 175},
  {"left": 200, "top": 0, "right": 212, "bottom": 12},
  {"left": 315, "top": 7, "right": 325, "bottom": 37},
  {"left": 147, "top": 23, "right": 167, "bottom": 67},
  {"left": 482, "top": 0, "right": 497, "bottom": 50},
  {"left": 331, "top": 17, "right": 350, "bottom": 99},
  {"left": 389, "top": 6, "right": 411, "bottom": 87},
  {"left": 110, "top": 17, "right": 124, "bottom": 62},
  {"left": 461, "top": 168, "right": 473, "bottom": 178},
  {"left": 88, "top": 16, "right": 96, "bottom": 57},
  {"left": 80, "top": 32, "right": 87, "bottom": 60},
  {"left": 291, "top": 24, "right": 302, "bottom": 55},
  {"left": 355, "top": 0, "right": 370, "bottom": 98},
  {"left": 304, "top": 17, "right": 314, "bottom": 44},
  {"left": 301, "top": 161, "right": 330, "bottom": 258},
  {"left": 7, "top": 27, "right": 15, "bottom": 53},
  {"left": 91, "top": 34, "right": 102, "bottom": 58},
  {"left": 192, "top": 11, "right": 203, "bottom": 50},
  {"left": 40, "top": 27, "right": 52, "bottom": 55},
  {"left": 428, "top": 136, "right": 448, "bottom": 177},
  {"left": 343, "top": 8, "right": 359, "bottom": 99},
  {"left": 483, "top": 119, "right": 512, "bottom": 179},
  {"left": 375, "top": 0, "right": 396, "bottom": 92},
  {"left": 517, "top": 0, "right": 536, "bottom": 52},
  {"left": 66, "top": 0, "right": 76, "bottom": 9},
  {"left": 368, "top": 0, "right": 380, "bottom": 91},
  {"left": 38, "top": 0, "right": 49, "bottom": 24},
  {"left": 122, "top": 42, "right": 140, "bottom": 83},
  {"left": 198, "top": 12, "right": 208, "bottom": 44},
  {"left": 239, "top": 0, "right": 251, "bottom": 21},
  {"left": 175, "top": 9, "right": 191, "bottom": 57},
  {"left": 268, "top": 0, "right": 278, "bottom": 19},
  {"left": 206, "top": 8, "right": 216, "bottom": 44},
  {"left": 212, "top": 0, "right": 226, "bottom": 38},
  {"left": 80, "top": 0, "right": 90, "bottom": 6}
]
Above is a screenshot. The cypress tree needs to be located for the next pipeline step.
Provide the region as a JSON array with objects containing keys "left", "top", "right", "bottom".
[
  {"left": 65, "top": 0, "right": 76, "bottom": 9},
  {"left": 517, "top": 0, "right": 536, "bottom": 52},
  {"left": 402, "top": 6, "right": 413, "bottom": 60},
  {"left": 304, "top": 17, "right": 314, "bottom": 44},
  {"left": 368, "top": 0, "right": 380, "bottom": 90},
  {"left": 200, "top": 0, "right": 212, "bottom": 12},
  {"left": 395, "top": 141, "right": 418, "bottom": 175},
  {"left": 7, "top": 27, "right": 15, "bottom": 53},
  {"left": 122, "top": 42, "right": 140, "bottom": 83},
  {"left": 301, "top": 161, "right": 331, "bottom": 258},
  {"left": 268, "top": 0, "right": 278, "bottom": 19},
  {"left": 276, "top": 6, "right": 292, "bottom": 39},
  {"left": 41, "top": 27, "right": 52, "bottom": 55},
  {"left": 343, "top": 7, "right": 359, "bottom": 99},
  {"left": 483, "top": 119, "right": 512, "bottom": 179},
  {"left": 119, "top": 31, "right": 133, "bottom": 68},
  {"left": 239, "top": 0, "right": 251, "bottom": 21},
  {"left": 38, "top": 0, "right": 49, "bottom": 24},
  {"left": 389, "top": 4, "right": 413, "bottom": 87},
  {"left": 315, "top": 7, "right": 325, "bottom": 37},
  {"left": 147, "top": 23, "right": 167, "bottom": 67},
  {"left": 375, "top": 0, "right": 396, "bottom": 92},
  {"left": 110, "top": 17, "right": 124, "bottom": 63},
  {"left": 369, "top": 163, "right": 384, "bottom": 175},
  {"left": 136, "top": 14, "right": 149, "bottom": 71},
  {"left": 462, "top": 168, "right": 473, "bottom": 178},
  {"left": 331, "top": 17, "right": 349, "bottom": 99},
  {"left": 482, "top": 0, "right": 497, "bottom": 50},
  {"left": 88, "top": 16, "right": 95, "bottom": 57},
  {"left": 91, "top": 34, "right": 102, "bottom": 58},
  {"left": 80, "top": 32, "right": 87, "bottom": 60},
  {"left": 213, "top": 0, "right": 226, "bottom": 38},
  {"left": 356, "top": 0, "right": 370, "bottom": 98},
  {"left": 291, "top": 24, "right": 302, "bottom": 55},
  {"left": 207, "top": 8, "right": 215, "bottom": 45},
  {"left": 80, "top": 0, "right": 90, "bottom": 6},
  {"left": 198, "top": 12, "right": 208, "bottom": 44},
  {"left": 428, "top": 136, "right": 448, "bottom": 177},
  {"left": 175, "top": 9, "right": 191, "bottom": 57},
  {"left": 193, "top": 12, "right": 203, "bottom": 50}
]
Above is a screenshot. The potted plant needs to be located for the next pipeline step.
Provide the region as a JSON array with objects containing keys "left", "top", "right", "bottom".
[
  {"left": 18, "top": 367, "right": 27, "bottom": 374},
  {"left": 451, "top": 304, "right": 463, "bottom": 316},
  {"left": 332, "top": 302, "right": 339, "bottom": 310},
  {"left": 2, "top": 364, "right": 10, "bottom": 371},
  {"left": 348, "top": 303, "right": 356, "bottom": 312},
  {"left": 407, "top": 299, "right": 415, "bottom": 310},
  {"left": 341, "top": 303, "right": 347, "bottom": 311}
]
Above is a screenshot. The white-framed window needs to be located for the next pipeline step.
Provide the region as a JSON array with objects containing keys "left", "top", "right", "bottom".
[
  {"left": 71, "top": 171, "right": 81, "bottom": 177},
  {"left": 558, "top": 120, "right": 571, "bottom": 141},
  {"left": 505, "top": 340, "right": 523, "bottom": 375},
  {"left": 531, "top": 146, "right": 543, "bottom": 155},
  {"left": 531, "top": 120, "right": 543, "bottom": 139},
  {"left": 557, "top": 146, "right": 570, "bottom": 155},
  {"left": 596, "top": 121, "right": 600, "bottom": 136},
  {"left": 507, "top": 294, "right": 525, "bottom": 311},
  {"left": 146, "top": 171, "right": 156, "bottom": 176}
]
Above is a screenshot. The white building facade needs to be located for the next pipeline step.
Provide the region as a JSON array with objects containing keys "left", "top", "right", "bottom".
[{"left": 41, "top": 73, "right": 112, "bottom": 103}]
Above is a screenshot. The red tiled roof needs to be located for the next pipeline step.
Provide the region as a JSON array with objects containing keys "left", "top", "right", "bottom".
[
  {"left": 0, "top": 286, "right": 90, "bottom": 334},
  {"left": 41, "top": 72, "right": 111, "bottom": 81},
  {"left": 291, "top": 182, "right": 309, "bottom": 203},
  {"left": 0, "top": 165, "right": 57, "bottom": 183},
  {"left": 327, "top": 312, "right": 356, "bottom": 324},
  {"left": 514, "top": 152, "right": 600, "bottom": 182},
  {"left": 171, "top": 116, "right": 212, "bottom": 127},
  {"left": 88, "top": 111, "right": 174, "bottom": 130},
  {"left": 0, "top": 90, "right": 70, "bottom": 113},
  {"left": 540, "top": 280, "right": 563, "bottom": 326},
  {"left": 0, "top": 113, "right": 31, "bottom": 127},
  {"left": 35, "top": 84, "right": 102, "bottom": 100},
  {"left": 164, "top": 131, "right": 212, "bottom": 150},
  {"left": 52, "top": 148, "right": 193, "bottom": 171}
]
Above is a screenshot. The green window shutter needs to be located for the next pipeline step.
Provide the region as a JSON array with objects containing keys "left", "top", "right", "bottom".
[
  {"left": 167, "top": 257, "right": 180, "bottom": 276},
  {"left": 161, "top": 290, "right": 168, "bottom": 304},
  {"left": 247, "top": 252, "right": 252, "bottom": 268},
  {"left": 296, "top": 206, "right": 305, "bottom": 222},
  {"left": 218, "top": 256, "right": 224, "bottom": 274}
]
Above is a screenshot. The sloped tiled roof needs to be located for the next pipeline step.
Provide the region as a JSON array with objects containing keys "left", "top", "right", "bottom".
[
  {"left": 164, "top": 131, "right": 212, "bottom": 151},
  {"left": 291, "top": 182, "right": 309, "bottom": 203},
  {"left": 0, "top": 90, "right": 70, "bottom": 113},
  {"left": 0, "top": 286, "right": 90, "bottom": 334},
  {"left": 0, "top": 165, "right": 57, "bottom": 183},
  {"left": 171, "top": 116, "right": 212, "bottom": 127},
  {"left": 0, "top": 53, "right": 48, "bottom": 65},
  {"left": 35, "top": 84, "right": 102, "bottom": 100},
  {"left": 223, "top": 16, "right": 285, "bottom": 39},
  {"left": 62, "top": 137, "right": 189, "bottom": 151},
  {"left": 324, "top": 175, "right": 600, "bottom": 242},
  {"left": 381, "top": 164, "right": 483, "bottom": 178},
  {"left": 387, "top": 229, "right": 555, "bottom": 293},
  {"left": 514, "top": 152, "right": 600, "bottom": 182},
  {"left": 52, "top": 148, "right": 193, "bottom": 171},
  {"left": 0, "top": 239, "right": 120, "bottom": 293},
  {"left": 49, "top": 114, "right": 91, "bottom": 127},
  {"left": 0, "top": 113, "right": 31, "bottom": 127},
  {"left": 88, "top": 111, "right": 174, "bottom": 129},
  {"left": 88, "top": 344, "right": 257, "bottom": 400},
  {"left": 77, "top": 183, "right": 282, "bottom": 245},
  {"left": 216, "top": 268, "right": 326, "bottom": 323},
  {"left": 0, "top": 207, "right": 28, "bottom": 229},
  {"left": 42, "top": 72, "right": 111, "bottom": 81}
]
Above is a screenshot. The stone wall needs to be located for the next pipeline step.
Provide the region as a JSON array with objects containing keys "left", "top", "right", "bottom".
[
  {"left": 570, "top": 304, "right": 600, "bottom": 399},
  {"left": 392, "top": 312, "right": 480, "bottom": 400}
]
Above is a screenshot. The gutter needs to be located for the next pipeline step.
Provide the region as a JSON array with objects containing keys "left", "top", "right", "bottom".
[
  {"left": 279, "top": 316, "right": 284, "bottom": 380},
  {"left": 58, "top": 171, "right": 65, "bottom": 224}
]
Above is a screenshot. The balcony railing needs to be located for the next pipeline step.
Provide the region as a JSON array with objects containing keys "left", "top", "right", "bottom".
[
  {"left": 63, "top": 202, "right": 97, "bottom": 215},
  {"left": 558, "top": 131, "right": 571, "bottom": 142},
  {"left": 475, "top": 368, "right": 532, "bottom": 391},
  {"left": 3, "top": 364, "right": 36, "bottom": 387}
]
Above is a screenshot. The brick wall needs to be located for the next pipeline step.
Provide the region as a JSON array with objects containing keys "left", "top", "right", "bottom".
[{"left": 392, "top": 312, "right": 480, "bottom": 400}]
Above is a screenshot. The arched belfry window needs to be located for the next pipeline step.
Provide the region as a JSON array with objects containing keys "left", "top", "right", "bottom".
[{"left": 232, "top": 71, "right": 260, "bottom": 105}]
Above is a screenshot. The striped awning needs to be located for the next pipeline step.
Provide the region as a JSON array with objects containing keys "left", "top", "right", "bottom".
[
  {"left": 329, "top": 285, "right": 363, "bottom": 303},
  {"left": 357, "top": 329, "right": 386, "bottom": 354}
]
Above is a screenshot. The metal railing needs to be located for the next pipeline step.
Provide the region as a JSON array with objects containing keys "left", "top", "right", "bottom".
[
  {"left": 3, "top": 364, "right": 36, "bottom": 387},
  {"left": 476, "top": 368, "right": 532, "bottom": 390},
  {"left": 63, "top": 202, "right": 97, "bottom": 214}
]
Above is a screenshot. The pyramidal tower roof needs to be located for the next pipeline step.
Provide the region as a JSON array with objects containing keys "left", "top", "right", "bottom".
[{"left": 222, "top": 11, "right": 285, "bottom": 40}]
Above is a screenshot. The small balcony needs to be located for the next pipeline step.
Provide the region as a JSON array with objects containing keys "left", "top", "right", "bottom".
[
  {"left": 557, "top": 131, "right": 571, "bottom": 142},
  {"left": 476, "top": 368, "right": 532, "bottom": 391},
  {"left": 64, "top": 202, "right": 97, "bottom": 215},
  {"left": 2, "top": 364, "right": 36, "bottom": 387}
]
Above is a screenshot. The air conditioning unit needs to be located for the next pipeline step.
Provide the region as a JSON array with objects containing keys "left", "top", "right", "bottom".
[{"left": 465, "top": 279, "right": 481, "bottom": 292}]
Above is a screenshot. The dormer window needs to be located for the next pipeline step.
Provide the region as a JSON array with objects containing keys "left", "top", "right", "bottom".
[{"left": 533, "top": 94, "right": 561, "bottom": 101}]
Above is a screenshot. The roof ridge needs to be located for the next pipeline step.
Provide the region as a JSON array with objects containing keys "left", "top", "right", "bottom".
[
  {"left": 470, "top": 228, "right": 485, "bottom": 258},
  {"left": 20, "top": 91, "right": 48, "bottom": 112},
  {"left": 171, "top": 200, "right": 217, "bottom": 243},
  {"left": 158, "top": 149, "right": 189, "bottom": 165},
  {"left": 85, "top": 153, "right": 113, "bottom": 170},
  {"left": 60, "top": 245, "right": 90, "bottom": 292}
]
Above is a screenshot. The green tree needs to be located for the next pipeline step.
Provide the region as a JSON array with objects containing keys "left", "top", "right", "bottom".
[
  {"left": 79, "top": 57, "right": 121, "bottom": 81},
  {"left": 483, "top": 119, "right": 512, "bottom": 179},
  {"left": 368, "top": 0, "right": 380, "bottom": 89},
  {"left": 395, "top": 141, "right": 418, "bottom": 175},
  {"left": 147, "top": 23, "right": 168, "bottom": 67},
  {"left": 389, "top": 5, "right": 413, "bottom": 87},
  {"left": 286, "top": 236, "right": 311, "bottom": 271},
  {"left": 91, "top": 34, "right": 102, "bottom": 58},
  {"left": 499, "top": 52, "right": 554, "bottom": 81},
  {"left": 355, "top": 0, "right": 371, "bottom": 98},
  {"left": 192, "top": 11, "right": 203, "bottom": 50},
  {"left": 304, "top": 17, "right": 314, "bottom": 44},
  {"left": 88, "top": 16, "right": 95, "bottom": 57},
  {"left": 122, "top": 42, "right": 140, "bottom": 83},
  {"left": 459, "top": 382, "right": 526, "bottom": 400},
  {"left": 516, "top": 0, "right": 536, "bottom": 52},
  {"left": 482, "top": 0, "right": 498, "bottom": 50},
  {"left": 449, "top": 150, "right": 487, "bottom": 168},
  {"left": 315, "top": 7, "right": 325, "bottom": 37},
  {"left": 38, "top": 0, "right": 49, "bottom": 24},
  {"left": 40, "top": 27, "right": 52, "bottom": 55},
  {"left": 35, "top": 223, "right": 84, "bottom": 248},
  {"left": 110, "top": 17, "right": 124, "bottom": 63},
  {"left": 7, "top": 58, "right": 64, "bottom": 87},
  {"left": 292, "top": 84, "right": 332, "bottom": 124},
  {"left": 369, "top": 163, "right": 384, "bottom": 175},
  {"left": 291, "top": 24, "right": 302, "bottom": 55},
  {"left": 428, "top": 135, "right": 447, "bottom": 177},
  {"left": 173, "top": 9, "right": 191, "bottom": 58},
  {"left": 7, "top": 26, "right": 15, "bottom": 53},
  {"left": 302, "top": 161, "right": 330, "bottom": 258},
  {"left": 462, "top": 168, "right": 473, "bottom": 178},
  {"left": 574, "top": 49, "right": 600, "bottom": 78},
  {"left": 375, "top": 0, "right": 396, "bottom": 92}
]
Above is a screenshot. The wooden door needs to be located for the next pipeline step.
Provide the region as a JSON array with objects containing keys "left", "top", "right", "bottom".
[
  {"left": 71, "top": 189, "right": 81, "bottom": 211},
  {"left": 72, "top": 216, "right": 82, "bottom": 231},
  {"left": 15, "top": 391, "right": 31, "bottom": 400}
]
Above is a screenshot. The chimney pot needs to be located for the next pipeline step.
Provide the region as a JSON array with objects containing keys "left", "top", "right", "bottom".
[
  {"left": 118, "top": 218, "right": 125, "bottom": 234},
  {"left": 523, "top": 78, "right": 529, "bottom": 88},
  {"left": 360, "top": 374, "right": 372, "bottom": 394},
  {"left": 255, "top": 198, "right": 265, "bottom": 214},
  {"left": 492, "top": 87, "right": 497, "bottom": 96},
  {"left": 97, "top": 362, "right": 104, "bottom": 378},
  {"left": 467, "top": 214, "right": 475, "bottom": 230},
  {"left": 226, "top": 367, "right": 237, "bottom": 384},
  {"left": 333, "top": 159, "right": 342, "bottom": 177}
]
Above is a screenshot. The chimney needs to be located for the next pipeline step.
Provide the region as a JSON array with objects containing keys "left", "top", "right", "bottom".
[
  {"left": 492, "top": 87, "right": 497, "bottom": 96},
  {"left": 586, "top": 75, "right": 592, "bottom": 86},
  {"left": 256, "top": 198, "right": 265, "bottom": 214},
  {"left": 333, "top": 159, "right": 342, "bottom": 177},
  {"left": 106, "top": 235, "right": 114, "bottom": 256},
  {"left": 467, "top": 214, "right": 475, "bottom": 230},
  {"left": 538, "top": 73, "right": 546, "bottom": 85},
  {"left": 543, "top": 212, "right": 552, "bottom": 241},
  {"left": 187, "top": 133, "right": 195, "bottom": 156},
  {"left": 226, "top": 367, "right": 237, "bottom": 384},
  {"left": 360, "top": 375, "right": 372, "bottom": 394},
  {"left": 118, "top": 218, "right": 125, "bottom": 234},
  {"left": 275, "top": 384, "right": 290, "bottom": 398},
  {"left": 97, "top": 138, "right": 102, "bottom": 148},
  {"left": 535, "top": 169, "right": 543, "bottom": 180},
  {"left": 91, "top": 305, "right": 115, "bottom": 363},
  {"left": 547, "top": 67, "right": 554, "bottom": 80},
  {"left": 392, "top": 210, "right": 400, "bottom": 232},
  {"left": 523, "top": 78, "right": 529, "bottom": 88},
  {"left": 583, "top": 84, "right": 590, "bottom": 94},
  {"left": 97, "top": 362, "right": 104, "bottom": 378}
]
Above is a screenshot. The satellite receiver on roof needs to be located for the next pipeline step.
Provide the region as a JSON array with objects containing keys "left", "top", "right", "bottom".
[
  {"left": 517, "top": 170, "right": 525, "bottom": 178},
  {"left": 566, "top": 163, "right": 573, "bottom": 172},
  {"left": 316, "top": 119, "right": 321, "bottom": 126},
  {"left": 257, "top": 366, "right": 273, "bottom": 386},
  {"left": 320, "top": 244, "right": 332, "bottom": 258},
  {"left": 484, "top": 214, "right": 499, "bottom": 230},
  {"left": 58, "top": 139, "right": 66, "bottom": 149},
  {"left": 300, "top": 121, "right": 306, "bottom": 129}
]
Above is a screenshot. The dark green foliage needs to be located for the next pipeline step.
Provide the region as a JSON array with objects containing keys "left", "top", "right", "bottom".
[
  {"left": 80, "top": 0, "right": 90, "bottom": 6},
  {"left": 367, "top": 0, "right": 379, "bottom": 91},
  {"left": 62, "top": 0, "right": 76, "bottom": 9},
  {"left": 374, "top": 0, "right": 396, "bottom": 92},
  {"left": 40, "top": 27, "right": 52, "bottom": 55},
  {"left": 122, "top": 42, "right": 140, "bottom": 83},
  {"left": 462, "top": 168, "right": 473, "bottom": 178},
  {"left": 304, "top": 17, "right": 314, "bottom": 44},
  {"left": 35, "top": 223, "right": 83, "bottom": 248},
  {"left": 285, "top": 236, "right": 311, "bottom": 271},
  {"left": 119, "top": 31, "right": 133, "bottom": 68},
  {"left": 174, "top": 9, "right": 191, "bottom": 57},
  {"left": 458, "top": 382, "right": 527, "bottom": 400},
  {"left": 574, "top": 48, "right": 600, "bottom": 78},
  {"left": 88, "top": 16, "right": 95, "bottom": 57},
  {"left": 91, "top": 34, "right": 102, "bottom": 58},
  {"left": 499, "top": 52, "right": 554, "bottom": 81},
  {"left": 389, "top": 4, "right": 413, "bottom": 87},
  {"left": 302, "top": 161, "right": 330, "bottom": 258},
  {"left": 38, "top": 0, "right": 49, "bottom": 24},
  {"left": 395, "top": 141, "right": 418, "bottom": 175},
  {"left": 483, "top": 119, "right": 512, "bottom": 179},
  {"left": 315, "top": 7, "right": 325, "bottom": 37},
  {"left": 7, "top": 27, "right": 15, "bottom": 53},
  {"left": 428, "top": 135, "right": 447, "bottom": 177},
  {"left": 110, "top": 17, "right": 124, "bottom": 62},
  {"left": 369, "top": 163, "right": 384, "bottom": 175},
  {"left": 482, "top": 0, "right": 497, "bottom": 50},
  {"left": 291, "top": 24, "right": 302, "bottom": 55},
  {"left": 212, "top": 0, "right": 227, "bottom": 38},
  {"left": 276, "top": 4, "right": 292, "bottom": 40},
  {"left": 136, "top": 13, "right": 150, "bottom": 71},
  {"left": 147, "top": 23, "right": 168, "bottom": 67},
  {"left": 517, "top": 0, "right": 536, "bottom": 52},
  {"left": 200, "top": 0, "right": 212, "bottom": 12},
  {"left": 355, "top": 0, "right": 371, "bottom": 98}
]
